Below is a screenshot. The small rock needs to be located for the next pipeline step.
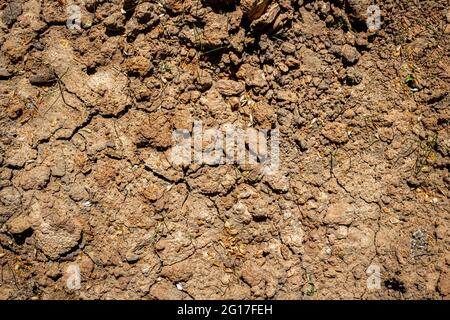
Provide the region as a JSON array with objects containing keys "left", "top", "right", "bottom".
[
  {"left": 241, "top": 0, "right": 270, "bottom": 21},
  {"left": 141, "top": 184, "right": 162, "bottom": 202},
  {"left": 82, "top": 201, "right": 92, "bottom": 208},
  {"left": 343, "top": 67, "right": 363, "bottom": 85},
  {"left": 140, "top": 113, "right": 173, "bottom": 149},
  {"left": 187, "top": 166, "right": 237, "bottom": 195},
  {"left": 285, "top": 57, "right": 300, "bottom": 68},
  {"left": 18, "top": 165, "right": 51, "bottom": 190},
  {"left": 0, "top": 168, "right": 12, "bottom": 188},
  {"left": 346, "top": 0, "right": 372, "bottom": 27},
  {"left": 125, "top": 251, "right": 140, "bottom": 263},
  {"left": 276, "top": 89, "right": 298, "bottom": 103},
  {"left": 438, "top": 270, "right": 450, "bottom": 296},
  {"left": 160, "top": 260, "right": 194, "bottom": 282},
  {"left": 294, "top": 135, "right": 308, "bottom": 151},
  {"left": 280, "top": 218, "right": 305, "bottom": 254},
  {"left": 163, "top": 0, "right": 189, "bottom": 14},
  {"left": 251, "top": 3, "right": 280, "bottom": 29},
  {"left": 281, "top": 42, "right": 296, "bottom": 54},
  {"left": 240, "top": 261, "right": 263, "bottom": 287},
  {"left": 198, "top": 89, "right": 228, "bottom": 116},
  {"left": 236, "top": 64, "right": 267, "bottom": 88},
  {"left": 143, "top": 150, "right": 183, "bottom": 182},
  {"left": 203, "top": 13, "right": 229, "bottom": 48},
  {"left": 265, "top": 173, "right": 289, "bottom": 193},
  {"left": 406, "top": 176, "right": 421, "bottom": 188},
  {"left": 323, "top": 201, "right": 354, "bottom": 225},
  {"left": 5, "top": 144, "right": 37, "bottom": 168},
  {"left": 135, "top": 2, "right": 157, "bottom": 23},
  {"left": 176, "top": 283, "right": 183, "bottom": 291},
  {"left": 79, "top": 255, "right": 94, "bottom": 277},
  {"left": 214, "top": 79, "right": 245, "bottom": 96},
  {"left": 69, "top": 184, "right": 89, "bottom": 202},
  {"left": 36, "top": 223, "right": 82, "bottom": 260},
  {"left": 278, "top": 62, "right": 289, "bottom": 73},
  {"left": 32, "top": 41, "right": 45, "bottom": 51},
  {"left": 356, "top": 35, "right": 369, "bottom": 48},
  {"left": 228, "top": 6, "right": 243, "bottom": 29},
  {"left": 445, "top": 24, "right": 450, "bottom": 35},
  {"left": 124, "top": 56, "right": 150, "bottom": 76},
  {"left": 272, "top": 13, "right": 291, "bottom": 31},
  {"left": 0, "top": 187, "right": 21, "bottom": 206},
  {"left": 51, "top": 158, "right": 66, "bottom": 177},
  {"left": 30, "top": 70, "right": 56, "bottom": 86},
  {"left": 196, "top": 69, "right": 213, "bottom": 91},
  {"left": 317, "top": 81, "right": 329, "bottom": 91},
  {"left": 104, "top": 12, "right": 125, "bottom": 31},
  {"left": 335, "top": 226, "right": 348, "bottom": 239},
  {"left": 322, "top": 122, "right": 349, "bottom": 144},
  {"left": 251, "top": 101, "right": 275, "bottom": 128},
  {"left": 149, "top": 280, "right": 185, "bottom": 299},
  {"left": 0, "top": 68, "right": 11, "bottom": 79},
  {"left": 411, "top": 229, "right": 427, "bottom": 257},
  {"left": 45, "top": 263, "right": 61, "bottom": 279}
]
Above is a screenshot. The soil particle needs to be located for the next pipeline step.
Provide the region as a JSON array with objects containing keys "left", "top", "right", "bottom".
[
  {"left": 237, "top": 63, "right": 268, "bottom": 88},
  {"left": 35, "top": 223, "right": 82, "bottom": 260},
  {"left": 4, "top": 144, "right": 37, "bottom": 168},
  {"left": 123, "top": 57, "right": 151, "bottom": 77},
  {"left": 241, "top": 0, "right": 270, "bottom": 20},
  {"left": 150, "top": 280, "right": 188, "bottom": 300},
  {"left": 104, "top": 12, "right": 125, "bottom": 32},
  {"left": 0, "top": 68, "right": 11, "bottom": 79},
  {"left": 0, "top": 186, "right": 21, "bottom": 207},
  {"left": 322, "top": 122, "right": 349, "bottom": 144},
  {"left": 341, "top": 66, "right": 363, "bottom": 85},
  {"left": 276, "top": 89, "right": 298, "bottom": 103},
  {"left": 338, "top": 44, "right": 361, "bottom": 65},
  {"left": 2, "top": 0, "right": 22, "bottom": 27},
  {"left": 196, "top": 69, "right": 213, "bottom": 91},
  {"left": 203, "top": 12, "right": 230, "bottom": 48},
  {"left": 323, "top": 201, "right": 354, "bottom": 226},
  {"left": 6, "top": 214, "right": 31, "bottom": 235},
  {"left": 438, "top": 270, "right": 450, "bottom": 296},
  {"left": 69, "top": 183, "right": 89, "bottom": 202},
  {"left": 213, "top": 79, "right": 245, "bottom": 96},
  {"left": 411, "top": 229, "right": 428, "bottom": 257},
  {"left": 251, "top": 3, "right": 280, "bottom": 30},
  {"left": 346, "top": 0, "right": 372, "bottom": 27}
]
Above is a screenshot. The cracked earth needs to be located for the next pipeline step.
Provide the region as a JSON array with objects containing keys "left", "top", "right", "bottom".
[{"left": 0, "top": 0, "right": 449, "bottom": 299}]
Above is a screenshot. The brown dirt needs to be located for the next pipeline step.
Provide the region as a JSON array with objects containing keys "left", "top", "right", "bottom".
[{"left": 0, "top": 0, "right": 449, "bottom": 300}]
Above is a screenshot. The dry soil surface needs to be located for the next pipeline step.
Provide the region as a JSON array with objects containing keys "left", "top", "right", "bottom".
[{"left": 0, "top": 0, "right": 449, "bottom": 300}]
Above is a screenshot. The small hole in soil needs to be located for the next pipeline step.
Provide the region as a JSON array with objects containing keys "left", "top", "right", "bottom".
[
  {"left": 204, "top": 0, "right": 237, "bottom": 13},
  {"left": 86, "top": 66, "right": 96, "bottom": 75},
  {"left": 105, "top": 28, "right": 125, "bottom": 37},
  {"left": 384, "top": 278, "right": 407, "bottom": 293},
  {"left": 253, "top": 216, "right": 267, "bottom": 222},
  {"left": 12, "top": 228, "right": 34, "bottom": 245}
]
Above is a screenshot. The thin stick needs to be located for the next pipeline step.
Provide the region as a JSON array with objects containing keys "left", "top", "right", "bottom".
[
  {"left": 52, "top": 68, "right": 79, "bottom": 111},
  {"left": 7, "top": 262, "right": 19, "bottom": 290}
]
